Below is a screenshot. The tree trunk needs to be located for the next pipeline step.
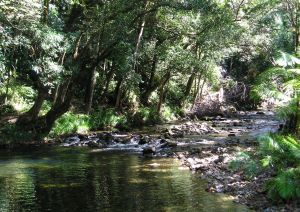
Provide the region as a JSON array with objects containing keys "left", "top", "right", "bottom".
[
  {"left": 42, "top": 0, "right": 50, "bottom": 24},
  {"left": 17, "top": 88, "right": 48, "bottom": 125},
  {"left": 192, "top": 76, "right": 206, "bottom": 109},
  {"left": 133, "top": 1, "right": 148, "bottom": 71},
  {"left": 296, "top": 99, "right": 300, "bottom": 135},
  {"left": 192, "top": 74, "right": 202, "bottom": 109},
  {"left": 295, "top": 29, "right": 300, "bottom": 54},
  {"left": 26, "top": 33, "right": 118, "bottom": 134},
  {"left": 115, "top": 79, "right": 123, "bottom": 110},
  {"left": 100, "top": 67, "right": 114, "bottom": 104},
  {"left": 133, "top": 19, "right": 146, "bottom": 71},
  {"left": 180, "top": 70, "right": 196, "bottom": 106},
  {"left": 140, "top": 53, "right": 158, "bottom": 105},
  {"left": 198, "top": 77, "right": 206, "bottom": 101},
  {"left": 4, "top": 71, "right": 10, "bottom": 105},
  {"left": 55, "top": 78, "right": 71, "bottom": 106},
  {"left": 52, "top": 85, "right": 59, "bottom": 105},
  {"left": 85, "top": 67, "right": 97, "bottom": 114},
  {"left": 157, "top": 71, "right": 171, "bottom": 113},
  {"left": 33, "top": 75, "right": 78, "bottom": 134}
]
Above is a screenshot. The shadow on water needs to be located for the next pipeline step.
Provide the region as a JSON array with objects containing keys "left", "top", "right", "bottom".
[{"left": 0, "top": 147, "right": 250, "bottom": 211}]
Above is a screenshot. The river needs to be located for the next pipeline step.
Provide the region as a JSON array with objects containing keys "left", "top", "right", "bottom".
[{"left": 0, "top": 147, "right": 250, "bottom": 211}]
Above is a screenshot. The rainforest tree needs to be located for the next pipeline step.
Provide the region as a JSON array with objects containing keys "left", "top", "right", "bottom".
[{"left": 0, "top": 0, "right": 299, "bottom": 136}]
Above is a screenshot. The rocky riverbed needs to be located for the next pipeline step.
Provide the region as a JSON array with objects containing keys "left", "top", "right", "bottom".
[{"left": 58, "top": 111, "right": 299, "bottom": 211}]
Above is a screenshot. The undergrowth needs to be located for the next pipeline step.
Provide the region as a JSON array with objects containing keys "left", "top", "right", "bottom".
[
  {"left": 232, "top": 133, "right": 300, "bottom": 201},
  {"left": 50, "top": 106, "right": 182, "bottom": 137},
  {"left": 229, "top": 152, "right": 261, "bottom": 179}
]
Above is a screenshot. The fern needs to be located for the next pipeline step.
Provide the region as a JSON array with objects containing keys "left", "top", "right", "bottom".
[
  {"left": 266, "top": 166, "right": 300, "bottom": 200},
  {"left": 251, "top": 67, "right": 297, "bottom": 102},
  {"left": 250, "top": 53, "right": 300, "bottom": 106},
  {"left": 275, "top": 99, "right": 298, "bottom": 120},
  {"left": 259, "top": 134, "right": 300, "bottom": 169}
]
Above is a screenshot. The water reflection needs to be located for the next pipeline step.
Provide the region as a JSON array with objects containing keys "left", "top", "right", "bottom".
[{"left": 0, "top": 148, "right": 249, "bottom": 211}]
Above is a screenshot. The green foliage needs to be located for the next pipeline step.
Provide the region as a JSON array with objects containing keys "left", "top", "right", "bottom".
[
  {"left": 161, "top": 106, "right": 182, "bottom": 121},
  {"left": 266, "top": 166, "right": 300, "bottom": 200},
  {"left": 229, "top": 152, "right": 260, "bottom": 179},
  {"left": 129, "top": 106, "right": 183, "bottom": 127},
  {"left": 0, "top": 0, "right": 299, "bottom": 139},
  {"left": 275, "top": 98, "right": 299, "bottom": 121},
  {"left": 256, "top": 133, "right": 300, "bottom": 201},
  {"left": 259, "top": 134, "right": 300, "bottom": 169},
  {"left": 251, "top": 67, "right": 296, "bottom": 102},
  {"left": 50, "top": 112, "right": 90, "bottom": 137},
  {"left": 275, "top": 51, "right": 300, "bottom": 68},
  {"left": 128, "top": 107, "right": 159, "bottom": 126},
  {"left": 0, "top": 124, "right": 36, "bottom": 144},
  {"left": 0, "top": 104, "right": 16, "bottom": 116},
  {"left": 0, "top": 83, "right": 36, "bottom": 112},
  {"left": 40, "top": 101, "right": 52, "bottom": 116},
  {"left": 89, "top": 109, "right": 127, "bottom": 130},
  {"left": 50, "top": 109, "right": 127, "bottom": 136}
]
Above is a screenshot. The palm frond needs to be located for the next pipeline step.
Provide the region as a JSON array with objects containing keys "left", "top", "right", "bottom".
[{"left": 275, "top": 51, "right": 300, "bottom": 68}]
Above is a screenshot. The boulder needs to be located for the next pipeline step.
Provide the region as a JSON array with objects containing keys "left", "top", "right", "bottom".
[
  {"left": 87, "top": 139, "right": 107, "bottom": 148},
  {"left": 103, "top": 133, "right": 114, "bottom": 142},
  {"left": 139, "top": 135, "right": 150, "bottom": 145},
  {"left": 142, "top": 146, "right": 156, "bottom": 155},
  {"left": 87, "top": 140, "right": 100, "bottom": 148},
  {"left": 64, "top": 136, "right": 80, "bottom": 143}
]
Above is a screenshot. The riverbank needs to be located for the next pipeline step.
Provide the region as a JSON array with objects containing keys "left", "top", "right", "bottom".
[
  {"left": 53, "top": 110, "right": 300, "bottom": 211},
  {"left": 171, "top": 111, "right": 298, "bottom": 211}
]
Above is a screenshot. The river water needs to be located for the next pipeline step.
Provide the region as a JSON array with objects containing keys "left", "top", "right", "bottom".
[{"left": 0, "top": 147, "right": 250, "bottom": 211}]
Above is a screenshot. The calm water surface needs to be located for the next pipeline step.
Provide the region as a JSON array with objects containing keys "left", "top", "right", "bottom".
[{"left": 0, "top": 147, "right": 249, "bottom": 211}]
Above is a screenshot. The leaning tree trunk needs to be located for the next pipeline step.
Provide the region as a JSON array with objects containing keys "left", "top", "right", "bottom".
[
  {"left": 41, "top": 95, "right": 73, "bottom": 133},
  {"left": 180, "top": 70, "right": 196, "bottom": 107},
  {"left": 33, "top": 76, "right": 77, "bottom": 134},
  {"left": 84, "top": 67, "right": 97, "bottom": 114},
  {"left": 192, "top": 76, "right": 206, "bottom": 109},
  {"left": 16, "top": 87, "right": 48, "bottom": 126},
  {"left": 140, "top": 53, "right": 159, "bottom": 106},
  {"left": 157, "top": 71, "right": 171, "bottom": 114},
  {"left": 27, "top": 32, "right": 118, "bottom": 134}
]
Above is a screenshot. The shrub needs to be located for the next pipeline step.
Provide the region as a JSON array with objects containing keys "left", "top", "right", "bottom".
[
  {"left": 0, "top": 124, "right": 36, "bottom": 144},
  {"left": 161, "top": 105, "right": 180, "bottom": 121},
  {"left": 229, "top": 152, "right": 260, "bottom": 179},
  {"left": 0, "top": 83, "right": 36, "bottom": 112},
  {"left": 128, "top": 106, "right": 161, "bottom": 127},
  {"left": 0, "top": 104, "right": 17, "bottom": 116},
  {"left": 89, "top": 108, "right": 127, "bottom": 130},
  {"left": 50, "top": 112, "right": 90, "bottom": 137}
]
